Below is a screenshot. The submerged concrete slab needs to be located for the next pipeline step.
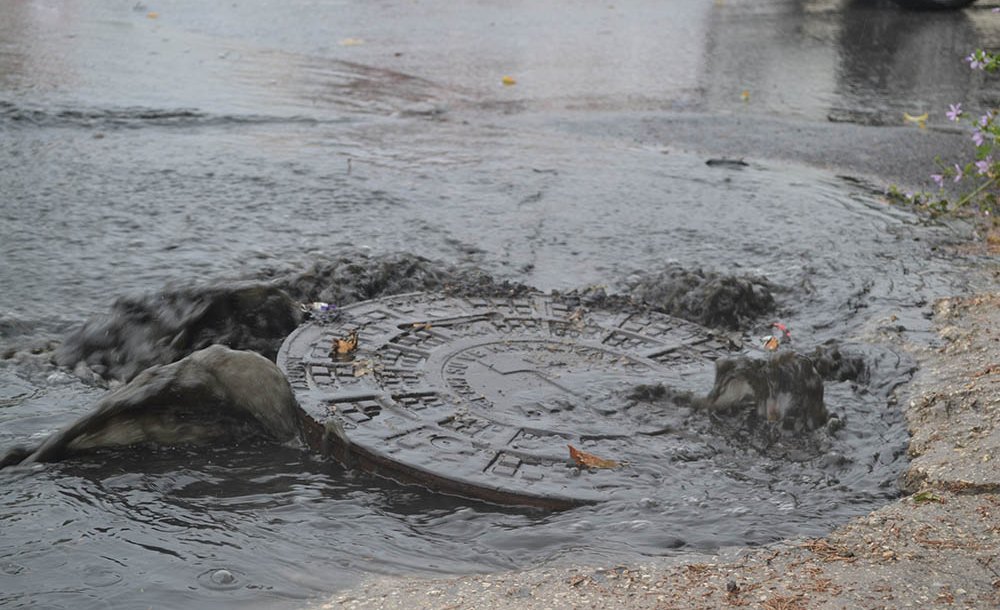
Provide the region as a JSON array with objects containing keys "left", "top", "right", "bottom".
[{"left": 277, "top": 292, "right": 731, "bottom": 508}]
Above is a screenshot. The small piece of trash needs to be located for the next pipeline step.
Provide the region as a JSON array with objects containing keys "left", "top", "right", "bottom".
[
  {"left": 301, "top": 302, "right": 335, "bottom": 314},
  {"left": 501, "top": 75, "right": 517, "bottom": 86},
  {"left": 772, "top": 322, "right": 791, "bottom": 340},
  {"left": 740, "top": 89, "right": 750, "bottom": 102},
  {"left": 903, "top": 112, "right": 928, "bottom": 129},
  {"left": 338, "top": 38, "right": 365, "bottom": 46},
  {"left": 146, "top": 11, "right": 159, "bottom": 19}
]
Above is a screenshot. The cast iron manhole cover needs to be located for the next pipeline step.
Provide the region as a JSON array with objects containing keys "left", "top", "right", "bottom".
[{"left": 277, "top": 293, "right": 733, "bottom": 508}]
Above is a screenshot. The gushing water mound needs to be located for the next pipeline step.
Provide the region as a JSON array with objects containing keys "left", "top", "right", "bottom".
[
  {"left": 52, "top": 253, "right": 533, "bottom": 384},
  {"left": 55, "top": 284, "right": 303, "bottom": 383},
  {"left": 704, "top": 352, "right": 828, "bottom": 432},
  {"left": 1, "top": 346, "right": 302, "bottom": 468},
  {"left": 625, "top": 264, "right": 777, "bottom": 330}
]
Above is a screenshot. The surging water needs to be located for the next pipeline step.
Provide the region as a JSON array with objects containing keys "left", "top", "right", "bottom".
[{"left": 1, "top": 1, "right": 994, "bottom": 608}]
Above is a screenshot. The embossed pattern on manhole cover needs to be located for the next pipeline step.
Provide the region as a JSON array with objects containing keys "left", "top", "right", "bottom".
[{"left": 277, "top": 292, "right": 733, "bottom": 508}]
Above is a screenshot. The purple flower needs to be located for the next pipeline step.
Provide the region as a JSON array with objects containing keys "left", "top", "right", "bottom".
[
  {"left": 931, "top": 174, "right": 944, "bottom": 188},
  {"left": 967, "top": 53, "right": 985, "bottom": 70},
  {"left": 981, "top": 112, "right": 992, "bottom": 128},
  {"left": 976, "top": 158, "right": 993, "bottom": 176},
  {"left": 946, "top": 103, "right": 963, "bottom": 121},
  {"left": 954, "top": 164, "right": 964, "bottom": 182},
  {"left": 973, "top": 130, "right": 986, "bottom": 147}
]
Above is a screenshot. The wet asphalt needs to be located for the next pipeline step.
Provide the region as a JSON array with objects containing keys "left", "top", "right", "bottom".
[{"left": 4, "top": 0, "right": 998, "bottom": 189}]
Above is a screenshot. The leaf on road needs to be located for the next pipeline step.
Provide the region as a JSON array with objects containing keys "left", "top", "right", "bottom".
[
  {"left": 568, "top": 444, "right": 621, "bottom": 469},
  {"left": 912, "top": 490, "right": 944, "bottom": 504},
  {"left": 903, "top": 112, "right": 928, "bottom": 129},
  {"left": 502, "top": 75, "right": 517, "bottom": 86}
]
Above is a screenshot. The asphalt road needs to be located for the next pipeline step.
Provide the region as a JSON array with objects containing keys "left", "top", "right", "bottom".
[{"left": 6, "top": 0, "right": 998, "bottom": 191}]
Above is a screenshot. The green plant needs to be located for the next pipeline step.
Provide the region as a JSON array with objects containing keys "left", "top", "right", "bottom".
[{"left": 922, "top": 49, "right": 1000, "bottom": 216}]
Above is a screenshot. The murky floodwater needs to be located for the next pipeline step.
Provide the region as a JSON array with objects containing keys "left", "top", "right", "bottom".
[{"left": 1, "top": 1, "right": 998, "bottom": 608}]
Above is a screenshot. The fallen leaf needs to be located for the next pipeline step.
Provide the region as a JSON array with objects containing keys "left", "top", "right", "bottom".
[
  {"left": 501, "top": 75, "right": 517, "bottom": 86},
  {"left": 568, "top": 444, "right": 621, "bottom": 469},
  {"left": 146, "top": 11, "right": 159, "bottom": 19},
  {"left": 339, "top": 37, "right": 365, "bottom": 46},
  {"left": 912, "top": 490, "right": 944, "bottom": 503},
  {"left": 762, "top": 335, "right": 780, "bottom": 351},
  {"left": 332, "top": 330, "right": 359, "bottom": 356},
  {"left": 903, "top": 112, "right": 928, "bottom": 129}
]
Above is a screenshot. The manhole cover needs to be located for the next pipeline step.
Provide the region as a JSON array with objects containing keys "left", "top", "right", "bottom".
[{"left": 277, "top": 293, "right": 733, "bottom": 508}]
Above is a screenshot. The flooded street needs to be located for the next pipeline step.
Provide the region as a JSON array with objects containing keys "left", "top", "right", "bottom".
[{"left": 2, "top": 0, "right": 1000, "bottom": 608}]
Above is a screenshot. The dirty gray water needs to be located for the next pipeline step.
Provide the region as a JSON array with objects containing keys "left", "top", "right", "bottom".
[{"left": 1, "top": 1, "right": 996, "bottom": 608}]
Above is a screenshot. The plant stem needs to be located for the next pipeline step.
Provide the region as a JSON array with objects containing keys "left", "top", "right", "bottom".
[{"left": 954, "top": 176, "right": 998, "bottom": 209}]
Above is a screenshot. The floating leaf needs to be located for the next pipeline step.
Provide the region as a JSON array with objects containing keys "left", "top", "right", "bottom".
[
  {"left": 332, "top": 330, "right": 359, "bottom": 356},
  {"left": 903, "top": 112, "right": 928, "bottom": 129},
  {"left": 568, "top": 444, "right": 621, "bottom": 469},
  {"left": 501, "top": 75, "right": 517, "bottom": 86}
]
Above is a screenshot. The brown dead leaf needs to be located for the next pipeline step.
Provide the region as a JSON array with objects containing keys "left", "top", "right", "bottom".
[
  {"left": 332, "top": 330, "right": 359, "bottom": 356},
  {"left": 568, "top": 444, "right": 621, "bottom": 469}
]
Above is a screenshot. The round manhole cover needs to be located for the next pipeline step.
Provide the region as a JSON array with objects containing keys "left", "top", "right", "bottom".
[{"left": 277, "top": 293, "right": 733, "bottom": 508}]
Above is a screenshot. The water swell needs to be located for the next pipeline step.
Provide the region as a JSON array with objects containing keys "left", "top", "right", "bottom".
[
  {"left": 51, "top": 254, "right": 784, "bottom": 384},
  {"left": 0, "top": 100, "right": 334, "bottom": 130}
]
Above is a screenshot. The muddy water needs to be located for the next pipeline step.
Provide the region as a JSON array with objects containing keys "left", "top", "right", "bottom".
[{"left": 0, "top": 1, "right": 995, "bottom": 608}]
